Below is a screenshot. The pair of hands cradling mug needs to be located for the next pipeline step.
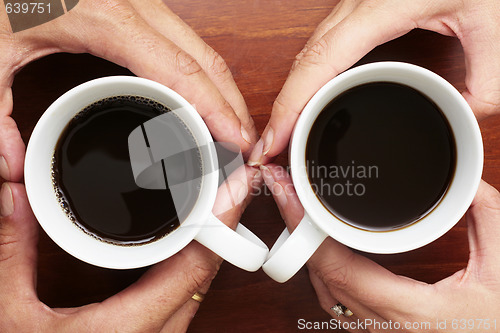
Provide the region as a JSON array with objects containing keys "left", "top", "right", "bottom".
[
  {"left": 2, "top": 0, "right": 500, "bottom": 332},
  {"left": 249, "top": 0, "right": 499, "bottom": 331}
]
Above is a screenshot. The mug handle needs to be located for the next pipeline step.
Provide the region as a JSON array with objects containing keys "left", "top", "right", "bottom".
[
  {"left": 194, "top": 213, "right": 269, "bottom": 272},
  {"left": 262, "top": 212, "right": 328, "bottom": 283}
]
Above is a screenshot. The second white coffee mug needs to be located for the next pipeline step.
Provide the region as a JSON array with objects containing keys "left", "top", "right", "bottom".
[{"left": 262, "top": 62, "right": 483, "bottom": 283}]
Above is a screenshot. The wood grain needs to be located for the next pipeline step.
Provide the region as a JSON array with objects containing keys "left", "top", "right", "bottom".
[{"left": 9, "top": 0, "right": 500, "bottom": 332}]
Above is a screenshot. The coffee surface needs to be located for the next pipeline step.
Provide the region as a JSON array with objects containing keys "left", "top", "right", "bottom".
[
  {"left": 52, "top": 96, "right": 193, "bottom": 245},
  {"left": 306, "top": 82, "right": 456, "bottom": 231}
]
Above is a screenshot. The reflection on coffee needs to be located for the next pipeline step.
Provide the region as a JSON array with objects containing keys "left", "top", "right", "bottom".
[
  {"left": 52, "top": 96, "right": 200, "bottom": 245},
  {"left": 306, "top": 82, "right": 456, "bottom": 231}
]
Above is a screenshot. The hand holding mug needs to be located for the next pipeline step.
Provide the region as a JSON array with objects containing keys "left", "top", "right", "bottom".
[
  {"left": 0, "top": 0, "right": 257, "bottom": 184},
  {"left": 262, "top": 164, "right": 500, "bottom": 333},
  {"left": 0, "top": 163, "right": 261, "bottom": 332},
  {"left": 248, "top": 0, "right": 500, "bottom": 166}
]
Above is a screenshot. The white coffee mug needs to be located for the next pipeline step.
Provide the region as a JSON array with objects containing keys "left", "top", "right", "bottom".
[
  {"left": 25, "top": 76, "right": 268, "bottom": 271},
  {"left": 262, "top": 62, "right": 483, "bottom": 282}
]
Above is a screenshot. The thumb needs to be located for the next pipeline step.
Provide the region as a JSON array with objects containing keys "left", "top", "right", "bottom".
[
  {"left": 466, "top": 180, "right": 500, "bottom": 277},
  {"left": 457, "top": 1, "right": 500, "bottom": 120},
  {"left": 0, "top": 182, "right": 39, "bottom": 300},
  {"left": 460, "top": 32, "right": 500, "bottom": 120}
]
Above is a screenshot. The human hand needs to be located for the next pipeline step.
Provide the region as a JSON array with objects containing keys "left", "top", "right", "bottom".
[
  {"left": 261, "top": 163, "right": 500, "bottom": 332},
  {"left": 248, "top": 0, "right": 500, "bottom": 166},
  {"left": 0, "top": 0, "right": 257, "bottom": 182},
  {"left": 0, "top": 165, "right": 261, "bottom": 332}
]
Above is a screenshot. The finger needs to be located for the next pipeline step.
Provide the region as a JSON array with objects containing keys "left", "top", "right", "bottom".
[
  {"left": 466, "top": 180, "right": 500, "bottom": 276},
  {"left": 160, "top": 280, "right": 212, "bottom": 332},
  {"left": 260, "top": 163, "right": 432, "bottom": 321},
  {"left": 70, "top": 241, "right": 221, "bottom": 332},
  {"left": 1, "top": 13, "right": 27, "bottom": 182},
  {"left": 0, "top": 88, "right": 25, "bottom": 182},
  {"left": 0, "top": 183, "right": 38, "bottom": 300},
  {"left": 212, "top": 165, "right": 262, "bottom": 227},
  {"left": 128, "top": 0, "right": 257, "bottom": 143},
  {"left": 159, "top": 300, "right": 199, "bottom": 333},
  {"left": 309, "top": 271, "right": 378, "bottom": 333},
  {"left": 300, "top": 0, "right": 360, "bottom": 52},
  {"left": 250, "top": 3, "right": 417, "bottom": 165},
  {"left": 21, "top": 1, "right": 252, "bottom": 153},
  {"left": 459, "top": 7, "right": 500, "bottom": 120},
  {"left": 260, "top": 164, "right": 304, "bottom": 232}
]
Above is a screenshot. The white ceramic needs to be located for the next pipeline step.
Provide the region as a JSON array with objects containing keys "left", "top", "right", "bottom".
[
  {"left": 25, "top": 76, "right": 268, "bottom": 271},
  {"left": 262, "top": 62, "right": 483, "bottom": 282}
]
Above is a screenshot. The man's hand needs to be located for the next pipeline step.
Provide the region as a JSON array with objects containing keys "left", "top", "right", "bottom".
[
  {"left": 0, "top": 0, "right": 258, "bottom": 182},
  {"left": 0, "top": 165, "right": 261, "bottom": 332}
]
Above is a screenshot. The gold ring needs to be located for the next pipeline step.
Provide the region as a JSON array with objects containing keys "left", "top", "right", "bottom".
[{"left": 191, "top": 292, "right": 205, "bottom": 303}]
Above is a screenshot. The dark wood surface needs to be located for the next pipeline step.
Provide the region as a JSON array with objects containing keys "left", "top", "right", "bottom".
[{"left": 10, "top": 0, "right": 500, "bottom": 332}]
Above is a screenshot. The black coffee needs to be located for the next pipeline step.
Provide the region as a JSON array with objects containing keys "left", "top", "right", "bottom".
[
  {"left": 52, "top": 96, "right": 198, "bottom": 245},
  {"left": 305, "top": 82, "right": 456, "bottom": 231}
]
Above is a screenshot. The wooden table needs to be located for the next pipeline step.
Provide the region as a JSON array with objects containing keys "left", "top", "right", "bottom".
[{"left": 11, "top": 0, "right": 500, "bottom": 332}]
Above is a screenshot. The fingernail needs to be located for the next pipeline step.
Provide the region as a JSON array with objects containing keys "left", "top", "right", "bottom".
[
  {"left": 0, "top": 183, "right": 14, "bottom": 217},
  {"left": 0, "top": 156, "right": 9, "bottom": 180},
  {"left": 262, "top": 127, "right": 274, "bottom": 155},
  {"left": 273, "top": 182, "right": 288, "bottom": 208},
  {"left": 247, "top": 139, "right": 264, "bottom": 167},
  {"left": 240, "top": 126, "right": 252, "bottom": 144},
  {"left": 260, "top": 165, "right": 274, "bottom": 189}
]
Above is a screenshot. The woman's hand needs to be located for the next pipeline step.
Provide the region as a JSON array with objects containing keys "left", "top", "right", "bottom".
[
  {"left": 261, "top": 163, "right": 500, "bottom": 333},
  {"left": 249, "top": 0, "right": 500, "bottom": 166},
  {"left": 0, "top": 0, "right": 257, "bottom": 183}
]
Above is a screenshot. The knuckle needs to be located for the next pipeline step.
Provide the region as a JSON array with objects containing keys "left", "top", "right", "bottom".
[
  {"left": 0, "top": 229, "right": 17, "bottom": 264},
  {"left": 99, "top": 0, "right": 130, "bottom": 14},
  {"left": 206, "top": 48, "right": 231, "bottom": 80},
  {"left": 175, "top": 50, "right": 203, "bottom": 77},
  {"left": 299, "top": 38, "right": 330, "bottom": 67},
  {"left": 321, "top": 264, "right": 351, "bottom": 290},
  {"left": 87, "top": 0, "right": 139, "bottom": 29},
  {"left": 357, "top": 0, "right": 387, "bottom": 12},
  {"left": 185, "top": 259, "right": 218, "bottom": 291},
  {"left": 292, "top": 46, "right": 309, "bottom": 70},
  {"left": 313, "top": 254, "right": 355, "bottom": 291}
]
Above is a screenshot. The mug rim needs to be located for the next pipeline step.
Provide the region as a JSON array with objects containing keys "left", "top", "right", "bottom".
[
  {"left": 290, "top": 62, "right": 483, "bottom": 253},
  {"left": 24, "top": 76, "right": 219, "bottom": 268}
]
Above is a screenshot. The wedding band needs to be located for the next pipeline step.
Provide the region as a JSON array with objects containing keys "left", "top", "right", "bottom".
[
  {"left": 191, "top": 292, "right": 205, "bottom": 303},
  {"left": 331, "top": 303, "right": 353, "bottom": 317}
]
